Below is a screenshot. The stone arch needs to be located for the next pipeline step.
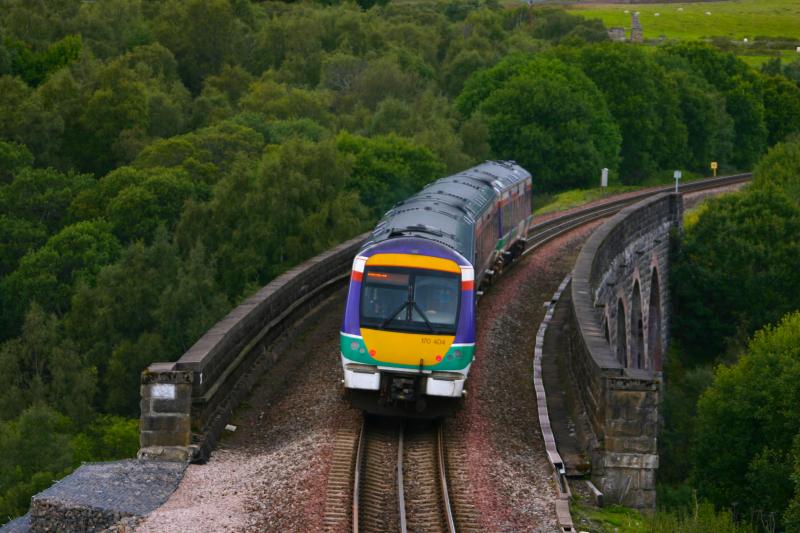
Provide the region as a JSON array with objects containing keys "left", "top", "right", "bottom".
[
  {"left": 648, "top": 267, "right": 663, "bottom": 371},
  {"left": 631, "top": 280, "right": 645, "bottom": 369},
  {"left": 616, "top": 298, "right": 627, "bottom": 366}
]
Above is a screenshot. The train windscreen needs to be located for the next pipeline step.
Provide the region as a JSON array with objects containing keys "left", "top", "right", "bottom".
[{"left": 360, "top": 267, "right": 460, "bottom": 334}]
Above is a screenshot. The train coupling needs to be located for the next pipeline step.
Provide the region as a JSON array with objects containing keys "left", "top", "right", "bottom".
[{"left": 389, "top": 375, "right": 418, "bottom": 401}]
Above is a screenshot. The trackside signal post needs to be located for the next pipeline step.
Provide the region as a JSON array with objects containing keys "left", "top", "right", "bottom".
[
  {"left": 711, "top": 161, "right": 718, "bottom": 177},
  {"left": 673, "top": 170, "right": 682, "bottom": 193}
]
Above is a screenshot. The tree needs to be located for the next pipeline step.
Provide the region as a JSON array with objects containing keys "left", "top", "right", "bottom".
[
  {"left": 0, "top": 41, "right": 9, "bottom": 75},
  {"left": 104, "top": 333, "right": 165, "bottom": 416},
  {"left": 784, "top": 59, "right": 800, "bottom": 86},
  {"left": 134, "top": 120, "right": 265, "bottom": 184},
  {"left": 65, "top": 232, "right": 179, "bottom": 406},
  {"left": 660, "top": 42, "right": 767, "bottom": 169},
  {"left": 179, "top": 138, "right": 369, "bottom": 299},
  {"left": 152, "top": 0, "right": 239, "bottom": 93},
  {"left": 334, "top": 56, "right": 424, "bottom": 112},
  {"left": 105, "top": 170, "right": 198, "bottom": 243},
  {"left": 529, "top": 9, "right": 608, "bottom": 44},
  {"left": 192, "top": 64, "right": 255, "bottom": 128},
  {"left": 762, "top": 74, "right": 800, "bottom": 145},
  {"left": 575, "top": 44, "right": 688, "bottom": 182},
  {"left": 0, "top": 304, "right": 96, "bottom": 424},
  {"left": 0, "top": 75, "right": 58, "bottom": 156},
  {"left": 239, "top": 76, "right": 334, "bottom": 126},
  {"left": 659, "top": 41, "right": 752, "bottom": 92},
  {"left": 665, "top": 69, "right": 734, "bottom": 173},
  {"left": 0, "top": 216, "right": 47, "bottom": 277},
  {"left": 672, "top": 187, "right": 800, "bottom": 362},
  {"left": 753, "top": 139, "right": 800, "bottom": 205},
  {"left": 77, "top": 65, "right": 150, "bottom": 174},
  {"left": 5, "top": 34, "right": 82, "bottom": 86},
  {"left": 786, "top": 435, "right": 800, "bottom": 531},
  {"left": 0, "top": 404, "right": 74, "bottom": 519},
  {"left": 725, "top": 78, "right": 768, "bottom": 169},
  {"left": 0, "top": 167, "right": 94, "bottom": 233},
  {"left": 66, "top": 0, "right": 152, "bottom": 59},
  {"left": 0, "top": 140, "right": 32, "bottom": 182},
  {"left": 1, "top": 220, "right": 121, "bottom": 339},
  {"left": 155, "top": 244, "right": 229, "bottom": 357},
  {"left": 337, "top": 132, "right": 446, "bottom": 217},
  {"left": 458, "top": 55, "right": 621, "bottom": 191},
  {"left": 693, "top": 312, "right": 800, "bottom": 520}
]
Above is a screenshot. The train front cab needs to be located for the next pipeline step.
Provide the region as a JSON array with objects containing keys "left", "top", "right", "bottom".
[{"left": 339, "top": 241, "right": 475, "bottom": 416}]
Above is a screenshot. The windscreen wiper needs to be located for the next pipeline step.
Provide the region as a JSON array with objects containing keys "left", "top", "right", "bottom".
[
  {"left": 381, "top": 301, "right": 409, "bottom": 329},
  {"left": 411, "top": 302, "right": 435, "bottom": 333}
]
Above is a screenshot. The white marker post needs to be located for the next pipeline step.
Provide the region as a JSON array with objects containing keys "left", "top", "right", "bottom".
[
  {"left": 674, "top": 170, "right": 682, "bottom": 193},
  {"left": 601, "top": 168, "right": 609, "bottom": 188}
]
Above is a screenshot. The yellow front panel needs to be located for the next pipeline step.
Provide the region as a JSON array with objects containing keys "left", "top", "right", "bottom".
[
  {"left": 360, "top": 328, "right": 455, "bottom": 366},
  {"left": 366, "top": 253, "right": 460, "bottom": 273}
]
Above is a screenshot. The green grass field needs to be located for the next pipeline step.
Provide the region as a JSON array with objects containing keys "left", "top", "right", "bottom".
[{"left": 568, "top": 0, "right": 800, "bottom": 41}]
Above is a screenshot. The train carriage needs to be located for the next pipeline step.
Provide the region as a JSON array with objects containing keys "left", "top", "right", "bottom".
[{"left": 340, "top": 161, "right": 533, "bottom": 415}]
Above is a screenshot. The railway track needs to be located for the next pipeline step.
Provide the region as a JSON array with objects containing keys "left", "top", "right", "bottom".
[
  {"left": 522, "top": 172, "right": 752, "bottom": 254},
  {"left": 322, "top": 172, "right": 751, "bottom": 533},
  {"left": 351, "top": 418, "right": 462, "bottom": 533},
  {"left": 323, "top": 417, "right": 475, "bottom": 533}
]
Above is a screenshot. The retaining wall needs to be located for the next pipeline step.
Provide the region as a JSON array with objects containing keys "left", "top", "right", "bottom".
[{"left": 565, "top": 192, "right": 683, "bottom": 508}]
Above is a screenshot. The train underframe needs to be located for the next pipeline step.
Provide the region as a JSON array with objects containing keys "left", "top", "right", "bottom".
[{"left": 343, "top": 366, "right": 467, "bottom": 418}]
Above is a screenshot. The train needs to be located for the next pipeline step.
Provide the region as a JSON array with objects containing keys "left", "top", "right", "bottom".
[{"left": 340, "top": 161, "right": 533, "bottom": 416}]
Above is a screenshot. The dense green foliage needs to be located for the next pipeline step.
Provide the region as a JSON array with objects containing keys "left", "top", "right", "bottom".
[
  {"left": 457, "top": 55, "right": 621, "bottom": 191},
  {"left": 1, "top": 0, "right": 799, "bottom": 523},
  {"left": 693, "top": 313, "right": 800, "bottom": 526},
  {"left": 573, "top": 45, "right": 687, "bottom": 182},
  {"left": 754, "top": 138, "right": 800, "bottom": 205},
  {"left": 664, "top": 142, "right": 800, "bottom": 529},
  {"left": 672, "top": 186, "right": 800, "bottom": 361}
]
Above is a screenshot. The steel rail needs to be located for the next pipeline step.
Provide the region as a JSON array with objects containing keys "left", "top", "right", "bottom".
[
  {"left": 437, "top": 424, "right": 457, "bottom": 533},
  {"left": 352, "top": 419, "right": 366, "bottom": 533},
  {"left": 397, "top": 425, "right": 408, "bottom": 533}
]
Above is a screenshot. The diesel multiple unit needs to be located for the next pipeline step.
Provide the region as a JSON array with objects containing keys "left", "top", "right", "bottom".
[{"left": 340, "top": 161, "right": 533, "bottom": 415}]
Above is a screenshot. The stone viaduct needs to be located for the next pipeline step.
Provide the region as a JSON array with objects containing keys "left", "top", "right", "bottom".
[
  {"left": 138, "top": 191, "right": 682, "bottom": 509},
  {"left": 6, "top": 190, "right": 686, "bottom": 531},
  {"left": 557, "top": 192, "right": 681, "bottom": 508}
]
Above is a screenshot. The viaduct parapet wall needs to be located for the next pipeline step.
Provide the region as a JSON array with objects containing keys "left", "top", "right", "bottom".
[
  {"left": 566, "top": 192, "right": 683, "bottom": 508},
  {"left": 139, "top": 233, "right": 368, "bottom": 462}
]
